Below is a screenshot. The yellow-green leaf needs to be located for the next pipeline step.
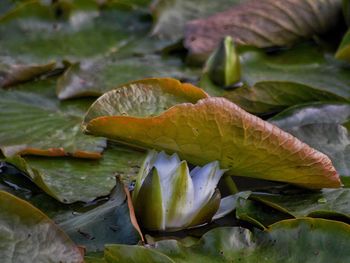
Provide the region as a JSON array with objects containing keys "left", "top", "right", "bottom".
[{"left": 83, "top": 78, "right": 341, "bottom": 189}]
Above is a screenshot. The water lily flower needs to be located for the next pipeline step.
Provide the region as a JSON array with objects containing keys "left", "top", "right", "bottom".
[{"left": 132, "top": 150, "right": 228, "bottom": 231}]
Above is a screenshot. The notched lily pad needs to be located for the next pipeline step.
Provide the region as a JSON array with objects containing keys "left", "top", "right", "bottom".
[
  {"left": 6, "top": 145, "right": 147, "bottom": 203},
  {"left": 0, "top": 89, "right": 106, "bottom": 158}
]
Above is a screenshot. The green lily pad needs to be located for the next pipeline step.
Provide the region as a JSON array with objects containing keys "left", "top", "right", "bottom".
[
  {"left": 6, "top": 145, "right": 146, "bottom": 203},
  {"left": 336, "top": 29, "right": 350, "bottom": 62},
  {"left": 185, "top": 0, "right": 342, "bottom": 60},
  {"left": 57, "top": 52, "right": 200, "bottom": 100},
  {"left": 102, "top": 218, "right": 350, "bottom": 262},
  {"left": 0, "top": 190, "right": 83, "bottom": 262},
  {"left": 0, "top": 84, "right": 106, "bottom": 158},
  {"left": 236, "top": 197, "right": 293, "bottom": 228},
  {"left": 151, "top": 0, "right": 241, "bottom": 42},
  {"left": 0, "top": 0, "right": 150, "bottom": 64},
  {"left": 251, "top": 188, "right": 350, "bottom": 222},
  {"left": 200, "top": 45, "right": 350, "bottom": 114},
  {"left": 270, "top": 103, "right": 350, "bottom": 179},
  {"left": 60, "top": 179, "right": 141, "bottom": 252}
]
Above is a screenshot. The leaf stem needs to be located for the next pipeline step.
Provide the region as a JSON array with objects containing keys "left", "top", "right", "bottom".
[{"left": 223, "top": 175, "right": 238, "bottom": 194}]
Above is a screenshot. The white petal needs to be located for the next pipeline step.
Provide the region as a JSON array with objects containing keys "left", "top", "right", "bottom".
[
  {"left": 190, "top": 161, "right": 225, "bottom": 213},
  {"left": 162, "top": 161, "right": 195, "bottom": 230}
]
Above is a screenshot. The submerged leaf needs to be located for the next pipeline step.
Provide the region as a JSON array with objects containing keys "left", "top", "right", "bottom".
[
  {"left": 0, "top": 191, "right": 83, "bottom": 263},
  {"left": 6, "top": 145, "right": 146, "bottom": 203},
  {"left": 185, "top": 0, "right": 342, "bottom": 60},
  {"left": 83, "top": 78, "right": 340, "bottom": 189}
]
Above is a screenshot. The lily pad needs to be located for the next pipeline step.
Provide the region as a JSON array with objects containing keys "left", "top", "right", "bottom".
[
  {"left": 185, "top": 0, "right": 342, "bottom": 60},
  {"left": 251, "top": 189, "right": 350, "bottom": 222},
  {"left": 270, "top": 103, "right": 350, "bottom": 178},
  {"left": 236, "top": 197, "right": 293, "bottom": 228},
  {"left": 83, "top": 78, "right": 341, "bottom": 189},
  {"left": 102, "top": 218, "right": 350, "bottom": 262},
  {"left": 0, "top": 61, "right": 57, "bottom": 88},
  {"left": 0, "top": 87, "right": 106, "bottom": 158},
  {"left": 60, "top": 180, "right": 142, "bottom": 252},
  {"left": 0, "top": 190, "right": 83, "bottom": 263},
  {"left": 57, "top": 52, "right": 200, "bottom": 100},
  {"left": 6, "top": 145, "right": 147, "bottom": 203},
  {"left": 0, "top": 0, "right": 150, "bottom": 63}
]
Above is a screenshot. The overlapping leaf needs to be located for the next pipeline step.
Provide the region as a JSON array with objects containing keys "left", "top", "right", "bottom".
[
  {"left": 185, "top": 0, "right": 342, "bottom": 60},
  {"left": 0, "top": 0, "right": 150, "bottom": 88},
  {"left": 60, "top": 180, "right": 141, "bottom": 252},
  {"left": 5, "top": 145, "right": 146, "bottom": 203},
  {"left": 270, "top": 103, "right": 350, "bottom": 180},
  {"left": 0, "top": 86, "right": 106, "bottom": 158},
  {"left": 96, "top": 218, "right": 350, "bottom": 262},
  {"left": 57, "top": 52, "right": 199, "bottom": 100},
  {"left": 251, "top": 188, "right": 350, "bottom": 222},
  {"left": 83, "top": 78, "right": 341, "bottom": 189},
  {"left": 0, "top": 191, "right": 83, "bottom": 263}
]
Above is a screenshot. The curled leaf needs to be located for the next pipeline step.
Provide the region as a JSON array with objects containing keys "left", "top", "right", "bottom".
[
  {"left": 185, "top": 0, "right": 342, "bottom": 60},
  {"left": 83, "top": 78, "right": 341, "bottom": 189}
]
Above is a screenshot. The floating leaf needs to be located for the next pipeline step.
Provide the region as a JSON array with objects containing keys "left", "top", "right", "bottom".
[
  {"left": 251, "top": 188, "right": 350, "bottom": 222},
  {"left": 200, "top": 45, "right": 350, "bottom": 114},
  {"left": 6, "top": 145, "right": 146, "bottom": 203},
  {"left": 60, "top": 179, "right": 141, "bottom": 252},
  {"left": 0, "top": 87, "right": 106, "bottom": 158},
  {"left": 83, "top": 78, "right": 340, "bottom": 189},
  {"left": 57, "top": 53, "right": 199, "bottom": 100},
  {"left": 336, "top": 29, "right": 350, "bottom": 62},
  {"left": 103, "top": 218, "right": 350, "bottom": 262},
  {"left": 0, "top": 61, "right": 56, "bottom": 88},
  {"left": 0, "top": 0, "right": 150, "bottom": 64},
  {"left": 270, "top": 103, "right": 350, "bottom": 179},
  {"left": 236, "top": 196, "right": 292, "bottom": 228},
  {"left": 0, "top": 191, "right": 83, "bottom": 262},
  {"left": 185, "top": 0, "right": 342, "bottom": 60}
]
